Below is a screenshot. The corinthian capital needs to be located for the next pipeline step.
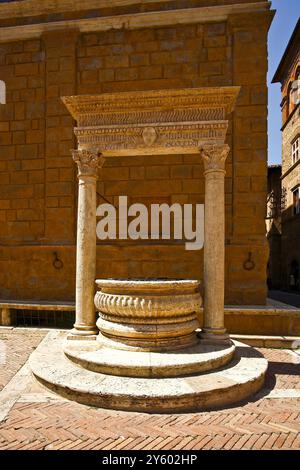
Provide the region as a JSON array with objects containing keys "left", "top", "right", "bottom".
[
  {"left": 72, "top": 149, "right": 104, "bottom": 177},
  {"left": 200, "top": 144, "right": 230, "bottom": 173}
]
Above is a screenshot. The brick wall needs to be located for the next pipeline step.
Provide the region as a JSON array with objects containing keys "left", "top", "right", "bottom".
[{"left": 0, "top": 7, "right": 272, "bottom": 304}]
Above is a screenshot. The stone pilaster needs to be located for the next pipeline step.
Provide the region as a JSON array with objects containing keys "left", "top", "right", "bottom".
[
  {"left": 68, "top": 149, "right": 104, "bottom": 340},
  {"left": 200, "top": 144, "right": 231, "bottom": 344},
  {"left": 42, "top": 30, "right": 79, "bottom": 243}
]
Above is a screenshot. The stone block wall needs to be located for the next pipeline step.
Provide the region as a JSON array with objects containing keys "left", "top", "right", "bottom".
[{"left": 0, "top": 1, "right": 273, "bottom": 304}]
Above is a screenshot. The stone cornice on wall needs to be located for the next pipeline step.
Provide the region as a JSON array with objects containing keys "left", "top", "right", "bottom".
[
  {"left": 0, "top": 0, "right": 270, "bottom": 19},
  {"left": 0, "top": 0, "right": 172, "bottom": 18},
  {"left": 0, "top": 1, "right": 271, "bottom": 43}
]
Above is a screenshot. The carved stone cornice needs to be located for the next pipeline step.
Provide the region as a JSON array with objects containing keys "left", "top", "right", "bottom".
[
  {"left": 72, "top": 149, "right": 104, "bottom": 178},
  {"left": 0, "top": 1, "right": 272, "bottom": 20},
  {"left": 63, "top": 87, "right": 240, "bottom": 157},
  {"left": 200, "top": 144, "right": 230, "bottom": 174},
  {"left": 0, "top": 2, "right": 272, "bottom": 43},
  {"left": 63, "top": 87, "right": 239, "bottom": 123}
]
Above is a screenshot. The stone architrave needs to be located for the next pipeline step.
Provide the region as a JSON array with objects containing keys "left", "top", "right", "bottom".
[{"left": 70, "top": 149, "right": 105, "bottom": 339}]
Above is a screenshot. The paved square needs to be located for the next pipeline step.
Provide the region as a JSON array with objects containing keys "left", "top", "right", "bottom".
[{"left": 0, "top": 328, "right": 300, "bottom": 450}]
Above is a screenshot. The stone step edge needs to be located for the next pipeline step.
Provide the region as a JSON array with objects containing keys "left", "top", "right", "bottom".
[
  {"left": 29, "top": 331, "right": 268, "bottom": 413},
  {"left": 231, "top": 334, "right": 300, "bottom": 349}
]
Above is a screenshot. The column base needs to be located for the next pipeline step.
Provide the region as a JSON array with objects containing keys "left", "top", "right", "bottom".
[
  {"left": 198, "top": 328, "right": 232, "bottom": 346},
  {"left": 67, "top": 325, "right": 98, "bottom": 341}
]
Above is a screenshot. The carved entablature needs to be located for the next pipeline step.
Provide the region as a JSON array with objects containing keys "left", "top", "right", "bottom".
[
  {"left": 72, "top": 149, "right": 104, "bottom": 177},
  {"left": 63, "top": 87, "right": 240, "bottom": 157}
]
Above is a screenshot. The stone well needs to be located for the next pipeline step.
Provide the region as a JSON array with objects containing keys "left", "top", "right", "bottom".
[
  {"left": 29, "top": 86, "right": 268, "bottom": 411},
  {"left": 64, "top": 279, "right": 236, "bottom": 378},
  {"left": 95, "top": 279, "right": 201, "bottom": 351}
]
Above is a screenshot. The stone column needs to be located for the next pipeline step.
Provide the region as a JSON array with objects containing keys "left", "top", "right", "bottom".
[
  {"left": 68, "top": 149, "right": 104, "bottom": 340},
  {"left": 200, "top": 144, "right": 231, "bottom": 344}
]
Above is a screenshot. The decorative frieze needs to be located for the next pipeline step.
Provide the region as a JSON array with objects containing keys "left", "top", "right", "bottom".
[{"left": 74, "top": 122, "right": 229, "bottom": 155}]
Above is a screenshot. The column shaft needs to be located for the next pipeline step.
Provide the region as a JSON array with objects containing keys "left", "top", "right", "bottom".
[
  {"left": 68, "top": 149, "right": 104, "bottom": 340},
  {"left": 200, "top": 145, "right": 230, "bottom": 344},
  {"left": 74, "top": 175, "right": 98, "bottom": 335},
  {"left": 203, "top": 170, "right": 226, "bottom": 332}
]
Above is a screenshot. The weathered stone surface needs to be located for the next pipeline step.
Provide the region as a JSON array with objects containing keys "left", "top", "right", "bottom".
[{"left": 64, "top": 338, "right": 235, "bottom": 377}]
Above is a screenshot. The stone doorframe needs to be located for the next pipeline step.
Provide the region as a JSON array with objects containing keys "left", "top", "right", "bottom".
[{"left": 63, "top": 86, "right": 240, "bottom": 344}]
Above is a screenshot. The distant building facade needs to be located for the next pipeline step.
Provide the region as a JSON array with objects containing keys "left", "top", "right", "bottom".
[{"left": 272, "top": 18, "right": 300, "bottom": 291}]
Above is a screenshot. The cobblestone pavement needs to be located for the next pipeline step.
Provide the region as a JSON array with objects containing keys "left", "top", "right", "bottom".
[{"left": 0, "top": 328, "right": 300, "bottom": 450}]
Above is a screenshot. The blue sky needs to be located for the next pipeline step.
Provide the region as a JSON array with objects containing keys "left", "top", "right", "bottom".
[{"left": 268, "top": 0, "right": 300, "bottom": 164}]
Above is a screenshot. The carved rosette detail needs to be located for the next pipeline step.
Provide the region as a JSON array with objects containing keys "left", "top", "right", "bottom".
[
  {"left": 72, "top": 149, "right": 104, "bottom": 177},
  {"left": 200, "top": 144, "right": 230, "bottom": 173}
]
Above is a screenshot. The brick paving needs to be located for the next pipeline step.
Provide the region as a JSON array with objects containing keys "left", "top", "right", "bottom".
[
  {"left": 0, "top": 328, "right": 46, "bottom": 391},
  {"left": 0, "top": 328, "right": 300, "bottom": 450}
]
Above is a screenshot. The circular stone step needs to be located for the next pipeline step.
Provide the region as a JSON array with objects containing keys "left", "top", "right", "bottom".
[
  {"left": 63, "top": 338, "right": 235, "bottom": 378},
  {"left": 29, "top": 331, "right": 268, "bottom": 413}
]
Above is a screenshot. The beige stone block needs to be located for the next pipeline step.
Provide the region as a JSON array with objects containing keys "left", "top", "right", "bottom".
[
  {"left": 136, "top": 41, "right": 159, "bottom": 52},
  {"left": 115, "top": 67, "right": 139, "bottom": 81},
  {"left": 130, "top": 53, "right": 149, "bottom": 66},
  {"left": 21, "top": 159, "right": 44, "bottom": 170},
  {"left": 146, "top": 166, "right": 169, "bottom": 179},
  {"left": 170, "top": 165, "right": 193, "bottom": 179},
  {"left": 139, "top": 66, "right": 162, "bottom": 80},
  {"left": 105, "top": 55, "right": 129, "bottom": 68}
]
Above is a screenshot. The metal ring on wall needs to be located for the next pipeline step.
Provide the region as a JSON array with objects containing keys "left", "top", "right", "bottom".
[
  {"left": 53, "top": 252, "right": 63, "bottom": 270},
  {"left": 243, "top": 252, "right": 255, "bottom": 271}
]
